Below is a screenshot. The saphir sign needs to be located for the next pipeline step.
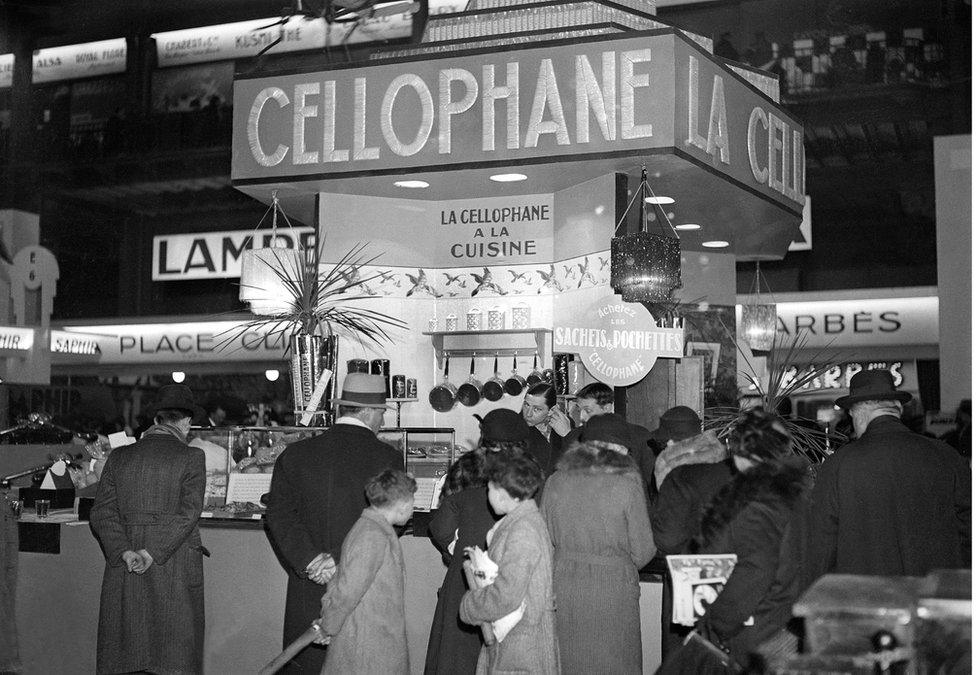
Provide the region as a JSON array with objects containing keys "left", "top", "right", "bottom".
[
  {"left": 233, "top": 32, "right": 805, "bottom": 215},
  {"left": 152, "top": 227, "right": 315, "bottom": 280},
  {"left": 554, "top": 293, "right": 684, "bottom": 386}
]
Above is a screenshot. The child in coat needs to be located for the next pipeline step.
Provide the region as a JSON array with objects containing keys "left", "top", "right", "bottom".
[
  {"left": 314, "top": 469, "right": 416, "bottom": 674},
  {"left": 459, "top": 451, "right": 560, "bottom": 674}
]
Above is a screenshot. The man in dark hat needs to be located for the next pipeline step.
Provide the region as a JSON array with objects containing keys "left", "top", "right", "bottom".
[
  {"left": 808, "top": 370, "right": 971, "bottom": 581},
  {"left": 476, "top": 408, "right": 530, "bottom": 453},
  {"left": 89, "top": 384, "right": 208, "bottom": 675},
  {"left": 266, "top": 373, "right": 402, "bottom": 672}
]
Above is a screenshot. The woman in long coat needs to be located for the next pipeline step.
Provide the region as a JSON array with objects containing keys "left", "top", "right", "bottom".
[
  {"left": 425, "top": 450, "right": 498, "bottom": 675},
  {"left": 542, "top": 429, "right": 656, "bottom": 674},
  {"left": 89, "top": 392, "right": 207, "bottom": 675},
  {"left": 694, "top": 409, "right": 813, "bottom": 668}
]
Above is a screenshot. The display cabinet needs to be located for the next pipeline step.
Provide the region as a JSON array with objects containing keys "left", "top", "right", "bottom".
[{"left": 191, "top": 425, "right": 455, "bottom": 521}]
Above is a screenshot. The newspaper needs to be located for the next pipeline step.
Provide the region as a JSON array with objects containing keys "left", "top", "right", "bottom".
[{"left": 666, "top": 554, "right": 737, "bottom": 627}]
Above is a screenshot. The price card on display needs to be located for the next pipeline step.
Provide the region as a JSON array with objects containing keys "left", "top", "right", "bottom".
[
  {"left": 412, "top": 477, "right": 438, "bottom": 512},
  {"left": 225, "top": 473, "right": 273, "bottom": 506}
]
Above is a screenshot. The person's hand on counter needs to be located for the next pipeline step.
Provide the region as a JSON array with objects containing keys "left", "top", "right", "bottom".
[
  {"left": 306, "top": 552, "right": 337, "bottom": 585},
  {"left": 548, "top": 407, "right": 572, "bottom": 437}
]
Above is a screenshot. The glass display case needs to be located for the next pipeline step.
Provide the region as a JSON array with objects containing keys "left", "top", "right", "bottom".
[{"left": 191, "top": 425, "right": 455, "bottom": 520}]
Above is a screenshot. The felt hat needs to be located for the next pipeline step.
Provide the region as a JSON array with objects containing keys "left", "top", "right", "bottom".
[
  {"left": 580, "top": 413, "right": 633, "bottom": 448},
  {"left": 333, "top": 373, "right": 395, "bottom": 409},
  {"left": 153, "top": 384, "right": 205, "bottom": 419},
  {"left": 834, "top": 370, "right": 912, "bottom": 409},
  {"left": 650, "top": 406, "right": 702, "bottom": 443},
  {"left": 475, "top": 408, "right": 529, "bottom": 442}
]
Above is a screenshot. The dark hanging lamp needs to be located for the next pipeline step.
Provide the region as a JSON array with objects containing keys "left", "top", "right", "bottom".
[
  {"left": 610, "top": 166, "right": 682, "bottom": 303},
  {"left": 741, "top": 261, "right": 777, "bottom": 352}
]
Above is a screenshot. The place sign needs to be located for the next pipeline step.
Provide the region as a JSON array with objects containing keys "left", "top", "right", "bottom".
[
  {"left": 152, "top": 227, "right": 316, "bottom": 280},
  {"left": 554, "top": 292, "right": 684, "bottom": 386}
]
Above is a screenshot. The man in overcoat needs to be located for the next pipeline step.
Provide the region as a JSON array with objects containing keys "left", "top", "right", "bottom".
[
  {"left": 89, "top": 384, "right": 208, "bottom": 675},
  {"left": 808, "top": 370, "right": 971, "bottom": 581},
  {"left": 266, "top": 373, "right": 402, "bottom": 672}
]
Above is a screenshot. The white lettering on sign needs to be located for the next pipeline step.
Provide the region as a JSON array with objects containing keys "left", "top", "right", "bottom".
[
  {"left": 747, "top": 105, "right": 805, "bottom": 205},
  {"left": 245, "top": 50, "right": 655, "bottom": 168},
  {"left": 50, "top": 331, "right": 100, "bottom": 355},
  {"left": 152, "top": 228, "right": 315, "bottom": 280},
  {"left": 778, "top": 361, "right": 904, "bottom": 393},
  {"left": 31, "top": 39, "right": 127, "bottom": 84},
  {"left": 686, "top": 55, "right": 729, "bottom": 165}
]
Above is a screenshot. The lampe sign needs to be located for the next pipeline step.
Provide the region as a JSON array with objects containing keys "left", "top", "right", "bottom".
[
  {"left": 233, "top": 32, "right": 805, "bottom": 213},
  {"left": 554, "top": 293, "right": 684, "bottom": 386},
  {"left": 152, "top": 227, "right": 315, "bottom": 280}
]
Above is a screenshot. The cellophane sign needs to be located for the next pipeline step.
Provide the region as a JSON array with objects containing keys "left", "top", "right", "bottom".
[{"left": 554, "top": 292, "right": 684, "bottom": 386}]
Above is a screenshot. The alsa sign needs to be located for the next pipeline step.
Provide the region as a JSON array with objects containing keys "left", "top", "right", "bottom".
[{"left": 152, "top": 228, "right": 315, "bottom": 280}]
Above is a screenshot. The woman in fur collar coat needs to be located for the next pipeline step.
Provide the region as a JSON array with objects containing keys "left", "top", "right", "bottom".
[
  {"left": 542, "top": 422, "right": 656, "bottom": 675},
  {"left": 694, "top": 410, "right": 813, "bottom": 669}
]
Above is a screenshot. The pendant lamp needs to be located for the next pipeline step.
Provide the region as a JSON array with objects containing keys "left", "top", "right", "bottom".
[
  {"left": 239, "top": 191, "right": 305, "bottom": 316},
  {"left": 741, "top": 262, "right": 777, "bottom": 352},
  {"left": 610, "top": 166, "right": 682, "bottom": 303}
]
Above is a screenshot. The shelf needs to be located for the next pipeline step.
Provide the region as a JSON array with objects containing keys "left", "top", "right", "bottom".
[{"left": 424, "top": 329, "right": 552, "bottom": 369}]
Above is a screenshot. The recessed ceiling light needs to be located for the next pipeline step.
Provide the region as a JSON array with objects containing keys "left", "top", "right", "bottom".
[
  {"left": 644, "top": 195, "right": 674, "bottom": 205},
  {"left": 394, "top": 180, "right": 429, "bottom": 188},
  {"left": 675, "top": 223, "right": 701, "bottom": 231},
  {"left": 489, "top": 173, "right": 527, "bottom": 182},
  {"left": 702, "top": 240, "right": 730, "bottom": 248}
]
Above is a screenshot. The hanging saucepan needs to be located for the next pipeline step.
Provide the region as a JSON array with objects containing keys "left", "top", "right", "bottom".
[
  {"left": 541, "top": 352, "right": 555, "bottom": 385},
  {"left": 429, "top": 355, "right": 458, "bottom": 412},
  {"left": 482, "top": 354, "right": 506, "bottom": 402},
  {"left": 504, "top": 353, "right": 528, "bottom": 396},
  {"left": 526, "top": 353, "right": 544, "bottom": 387},
  {"left": 456, "top": 355, "right": 484, "bottom": 407}
]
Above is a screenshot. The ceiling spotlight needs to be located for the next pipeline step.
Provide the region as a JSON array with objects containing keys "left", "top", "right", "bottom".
[
  {"left": 394, "top": 180, "right": 429, "bottom": 188},
  {"left": 489, "top": 173, "right": 527, "bottom": 182},
  {"left": 265, "top": 369, "right": 280, "bottom": 382},
  {"left": 644, "top": 195, "right": 674, "bottom": 205},
  {"left": 171, "top": 371, "right": 186, "bottom": 383},
  {"left": 702, "top": 240, "right": 730, "bottom": 248},
  {"left": 675, "top": 223, "right": 701, "bottom": 231}
]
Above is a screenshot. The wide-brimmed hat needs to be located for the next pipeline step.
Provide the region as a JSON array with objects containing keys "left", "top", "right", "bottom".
[
  {"left": 153, "top": 384, "right": 205, "bottom": 419},
  {"left": 834, "top": 370, "right": 912, "bottom": 409},
  {"left": 650, "top": 406, "right": 702, "bottom": 443},
  {"left": 333, "top": 373, "right": 395, "bottom": 409},
  {"left": 580, "top": 413, "right": 633, "bottom": 448},
  {"left": 475, "top": 408, "right": 529, "bottom": 442}
]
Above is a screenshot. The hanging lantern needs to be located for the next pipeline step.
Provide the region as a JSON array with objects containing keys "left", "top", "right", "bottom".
[
  {"left": 741, "top": 302, "right": 777, "bottom": 351},
  {"left": 611, "top": 231, "right": 682, "bottom": 302},
  {"left": 239, "top": 247, "right": 304, "bottom": 316},
  {"left": 610, "top": 165, "right": 682, "bottom": 302},
  {"left": 740, "top": 262, "right": 777, "bottom": 351}
]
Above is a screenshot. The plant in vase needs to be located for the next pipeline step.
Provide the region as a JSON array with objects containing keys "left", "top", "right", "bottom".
[
  {"left": 226, "top": 239, "right": 406, "bottom": 419},
  {"left": 704, "top": 331, "right": 847, "bottom": 464}
]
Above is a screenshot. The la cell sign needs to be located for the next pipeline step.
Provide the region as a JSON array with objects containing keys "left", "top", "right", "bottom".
[{"left": 554, "top": 293, "right": 684, "bottom": 386}]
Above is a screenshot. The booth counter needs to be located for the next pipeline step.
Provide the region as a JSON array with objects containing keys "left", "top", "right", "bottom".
[{"left": 16, "top": 519, "right": 664, "bottom": 674}]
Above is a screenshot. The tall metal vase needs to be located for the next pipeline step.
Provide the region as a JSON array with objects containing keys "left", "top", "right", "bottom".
[{"left": 290, "top": 334, "right": 338, "bottom": 422}]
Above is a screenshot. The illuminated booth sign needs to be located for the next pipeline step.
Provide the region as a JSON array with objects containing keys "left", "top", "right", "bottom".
[{"left": 32, "top": 39, "right": 127, "bottom": 84}]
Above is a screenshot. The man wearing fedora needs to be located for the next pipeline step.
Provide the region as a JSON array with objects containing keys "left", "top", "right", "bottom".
[
  {"left": 89, "top": 384, "right": 208, "bottom": 675},
  {"left": 266, "top": 373, "right": 402, "bottom": 673},
  {"left": 808, "top": 370, "right": 971, "bottom": 581}
]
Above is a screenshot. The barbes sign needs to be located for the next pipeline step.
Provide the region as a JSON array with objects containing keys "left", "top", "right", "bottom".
[
  {"left": 233, "top": 31, "right": 805, "bottom": 214},
  {"left": 554, "top": 293, "right": 684, "bottom": 386},
  {"left": 152, "top": 227, "right": 315, "bottom": 280}
]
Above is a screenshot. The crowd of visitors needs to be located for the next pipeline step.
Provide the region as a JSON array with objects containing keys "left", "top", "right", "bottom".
[{"left": 32, "top": 368, "right": 969, "bottom": 674}]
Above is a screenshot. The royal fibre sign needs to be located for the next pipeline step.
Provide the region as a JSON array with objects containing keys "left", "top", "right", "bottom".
[
  {"left": 233, "top": 31, "right": 804, "bottom": 214},
  {"left": 152, "top": 227, "right": 315, "bottom": 280},
  {"left": 554, "top": 292, "right": 684, "bottom": 386}
]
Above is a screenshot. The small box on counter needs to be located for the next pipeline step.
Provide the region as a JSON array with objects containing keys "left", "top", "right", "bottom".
[{"left": 18, "top": 487, "right": 75, "bottom": 510}]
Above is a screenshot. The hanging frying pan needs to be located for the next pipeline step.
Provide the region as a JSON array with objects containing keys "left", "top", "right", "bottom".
[
  {"left": 541, "top": 352, "right": 554, "bottom": 385},
  {"left": 526, "top": 353, "right": 544, "bottom": 387},
  {"left": 456, "top": 355, "right": 484, "bottom": 407},
  {"left": 482, "top": 354, "right": 506, "bottom": 402},
  {"left": 429, "top": 355, "right": 457, "bottom": 412},
  {"left": 504, "top": 353, "right": 527, "bottom": 396}
]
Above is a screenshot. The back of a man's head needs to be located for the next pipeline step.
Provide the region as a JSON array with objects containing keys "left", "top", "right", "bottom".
[{"left": 576, "top": 382, "right": 614, "bottom": 407}]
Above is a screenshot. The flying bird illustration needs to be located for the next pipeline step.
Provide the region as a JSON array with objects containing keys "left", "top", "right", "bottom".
[
  {"left": 406, "top": 269, "right": 441, "bottom": 297},
  {"left": 338, "top": 266, "right": 379, "bottom": 296},
  {"left": 538, "top": 264, "right": 563, "bottom": 293},
  {"left": 471, "top": 267, "right": 507, "bottom": 296},
  {"left": 563, "top": 264, "right": 577, "bottom": 280},
  {"left": 442, "top": 272, "right": 467, "bottom": 288},
  {"left": 599, "top": 256, "right": 609, "bottom": 271},
  {"left": 509, "top": 270, "right": 531, "bottom": 284},
  {"left": 577, "top": 256, "right": 598, "bottom": 288}
]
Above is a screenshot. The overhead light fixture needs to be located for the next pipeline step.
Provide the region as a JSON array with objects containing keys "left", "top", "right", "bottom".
[
  {"left": 171, "top": 371, "right": 186, "bottom": 383},
  {"left": 489, "top": 173, "right": 527, "bottom": 183},
  {"left": 702, "top": 240, "right": 730, "bottom": 248},
  {"left": 741, "top": 262, "right": 777, "bottom": 352},
  {"left": 265, "top": 369, "right": 280, "bottom": 382},
  {"left": 644, "top": 195, "right": 674, "bottom": 205},
  {"left": 394, "top": 180, "right": 429, "bottom": 188},
  {"left": 674, "top": 223, "right": 701, "bottom": 231}
]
